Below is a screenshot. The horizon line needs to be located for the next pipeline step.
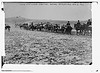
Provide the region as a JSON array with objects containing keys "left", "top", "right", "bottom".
[{"left": 5, "top": 16, "right": 92, "bottom": 21}]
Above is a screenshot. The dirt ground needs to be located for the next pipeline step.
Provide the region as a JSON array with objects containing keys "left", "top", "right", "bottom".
[{"left": 4, "top": 27, "right": 92, "bottom": 65}]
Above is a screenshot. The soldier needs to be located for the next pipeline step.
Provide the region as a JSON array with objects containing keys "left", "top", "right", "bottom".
[
  {"left": 77, "top": 20, "right": 81, "bottom": 26},
  {"left": 65, "top": 21, "right": 70, "bottom": 28},
  {"left": 67, "top": 21, "right": 70, "bottom": 26},
  {"left": 65, "top": 21, "right": 73, "bottom": 34},
  {"left": 67, "top": 25, "right": 73, "bottom": 34},
  {"left": 87, "top": 19, "right": 92, "bottom": 26}
]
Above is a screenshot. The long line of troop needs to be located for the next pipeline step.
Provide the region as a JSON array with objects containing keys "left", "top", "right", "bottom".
[{"left": 5, "top": 19, "right": 92, "bottom": 36}]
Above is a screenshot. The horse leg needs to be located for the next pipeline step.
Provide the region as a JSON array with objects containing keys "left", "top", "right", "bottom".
[
  {"left": 84, "top": 30, "right": 86, "bottom": 35},
  {"left": 62, "top": 29, "right": 64, "bottom": 33},
  {"left": 90, "top": 30, "right": 92, "bottom": 36},
  {"left": 80, "top": 30, "right": 83, "bottom": 35},
  {"left": 20, "top": 26, "right": 21, "bottom": 29},
  {"left": 32, "top": 27, "right": 34, "bottom": 31},
  {"left": 5, "top": 28, "right": 7, "bottom": 30},
  {"left": 70, "top": 30, "right": 72, "bottom": 35},
  {"left": 82, "top": 30, "right": 84, "bottom": 35},
  {"left": 78, "top": 30, "right": 80, "bottom": 35},
  {"left": 76, "top": 30, "right": 78, "bottom": 35},
  {"left": 8, "top": 28, "right": 10, "bottom": 32},
  {"left": 80, "top": 30, "right": 82, "bottom": 35}
]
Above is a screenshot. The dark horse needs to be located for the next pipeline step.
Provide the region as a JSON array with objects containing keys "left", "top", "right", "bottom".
[
  {"left": 5, "top": 25, "right": 11, "bottom": 31},
  {"left": 35, "top": 23, "right": 45, "bottom": 31},
  {"left": 74, "top": 23, "right": 82, "bottom": 35},
  {"left": 74, "top": 19, "right": 92, "bottom": 35},
  {"left": 74, "top": 23, "right": 92, "bottom": 35},
  {"left": 53, "top": 24, "right": 60, "bottom": 32},
  {"left": 82, "top": 23, "right": 92, "bottom": 35},
  {"left": 20, "top": 23, "right": 29, "bottom": 30},
  {"left": 65, "top": 25, "right": 73, "bottom": 34},
  {"left": 29, "top": 22, "right": 36, "bottom": 31},
  {"left": 44, "top": 22, "right": 53, "bottom": 32},
  {"left": 60, "top": 24, "right": 65, "bottom": 33}
]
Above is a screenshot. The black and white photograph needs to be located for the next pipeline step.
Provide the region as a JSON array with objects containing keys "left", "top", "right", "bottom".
[{"left": 3, "top": 2, "right": 92, "bottom": 65}]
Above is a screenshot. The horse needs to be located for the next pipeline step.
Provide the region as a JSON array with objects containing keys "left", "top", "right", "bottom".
[
  {"left": 82, "top": 23, "right": 92, "bottom": 35},
  {"left": 86, "top": 26, "right": 92, "bottom": 36},
  {"left": 5, "top": 25, "right": 11, "bottom": 31},
  {"left": 29, "top": 24, "right": 36, "bottom": 31},
  {"left": 35, "top": 23, "right": 44, "bottom": 31},
  {"left": 28, "top": 22, "right": 36, "bottom": 31},
  {"left": 60, "top": 25, "right": 65, "bottom": 33},
  {"left": 20, "top": 25, "right": 23, "bottom": 29},
  {"left": 20, "top": 23, "right": 29, "bottom": 30},
  {"left": 74, "top": 23, "right": 82, "bottom": 35},
  {"left": 52, "top": 24, "right": 60, "bottom": 33},
  {"left": 44, "top": 22, "right": 53, "bottom": 32},
  {"left": 65, "top": 25, "right": 73, "bottom": 35}
]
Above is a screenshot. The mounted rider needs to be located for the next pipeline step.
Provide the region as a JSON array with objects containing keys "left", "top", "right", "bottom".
[
  {"left": 87, "top": 19, "right": 92, "bottom": 26},
  {"left": 65, "top": 21, "right": 70, "bottom": 27},
  {"left": 65, "top": 21, "right": 73, "bottom": 34},
  {"left": 67, "top": 21, "right": 70, "bottom": 26},
  {"left": 77, "top": 20, "right": 81, "bottom": 27}
]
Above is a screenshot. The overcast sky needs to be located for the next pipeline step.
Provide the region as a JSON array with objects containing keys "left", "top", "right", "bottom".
[{"left": 4, "top": 3, "right": 92, "bottom": 21}]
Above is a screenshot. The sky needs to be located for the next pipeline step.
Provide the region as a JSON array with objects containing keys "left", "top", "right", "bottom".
[{"left": 4, "top": 3, "right": 92, "bottom": 21}]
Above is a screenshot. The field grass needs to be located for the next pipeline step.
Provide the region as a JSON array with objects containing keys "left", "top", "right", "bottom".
[{"left": 4, "top": 28, "right": 92, "bottom": 65}]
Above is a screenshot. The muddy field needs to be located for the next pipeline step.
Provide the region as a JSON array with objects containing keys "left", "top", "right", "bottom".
[{"left": 4, "top": 27, "right": 92, "bottom": 65}]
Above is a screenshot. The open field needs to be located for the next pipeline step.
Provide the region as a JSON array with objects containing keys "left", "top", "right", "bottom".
[{"left": 4, "top": 26, "right": 92, "bottom": 65}]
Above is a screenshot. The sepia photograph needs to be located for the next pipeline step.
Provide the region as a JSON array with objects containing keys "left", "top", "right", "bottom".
[{"left": 3, "top": 2, "right": 92, "bottom": 65}]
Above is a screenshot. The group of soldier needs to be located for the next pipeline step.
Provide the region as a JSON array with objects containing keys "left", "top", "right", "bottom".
[
  {"left": 5, "top": 19, "right": 92, "bottom": 35},
  {"left": 74, "top": 19, "right": 92, "bottom": 35}
]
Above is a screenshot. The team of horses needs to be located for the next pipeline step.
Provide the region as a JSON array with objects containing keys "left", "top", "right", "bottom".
[
  {"left": 74, "top": 23, "right": 92, "bottom": 35},
  {"left": 18, "top": 22, "right": 73, "bottom": 35},
  {"left": 5, "top": 19, "right": 92, "bottom": 36}
]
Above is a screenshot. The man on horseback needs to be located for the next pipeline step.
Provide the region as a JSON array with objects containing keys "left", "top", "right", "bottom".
[
  {"left": 87, "top": 19, "right": 92, "bottom": 26},
  {"left": 29, "top": 22, "right": 35, "bottom": 31},
  {"left": 77, "top": 20, "right": 82, "bottom": 33},
  {"left": 65, "top": 21, "right": 70, "bottom": 27},
  {"left": 61, "top": 24, "right": 65, "bottom": 33},
  {"left": 84, "top": 19, "right": 92, "bottom": 35},
  {"left": 65, "top": 21, "right": 73, "bottom": 34},
  {"left": 74, "top": 20, "right": 82, "bottom": 35},
  {"left": 67, "top": 21, "right": 70, "bottom": 26},
  {"left": 77, "top": 20, "right": 81, "bottom": 26}
]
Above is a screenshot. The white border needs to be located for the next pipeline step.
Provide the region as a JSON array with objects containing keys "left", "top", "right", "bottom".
[{"left": 0, "top": 0, "right": 100, "bottom": 73}]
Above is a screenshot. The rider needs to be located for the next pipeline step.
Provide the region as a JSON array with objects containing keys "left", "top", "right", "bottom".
[
  {"left": 76, "top": 20, "right": 81, "bottom": 28},
  {"left": 65, "top": 21, "right": 70, "bottom": 28},
  {"left": 67, "top": 21, "right": 70, "bottom": 26},
  {"left": 87, "top": 19, "right": 92, "bottom": 26},
  {"left": 65, "top": 21, "right": 73, "bottom": 34},
  {"left": 77, "top": 20, "right": 81, "bottom": 25}
]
